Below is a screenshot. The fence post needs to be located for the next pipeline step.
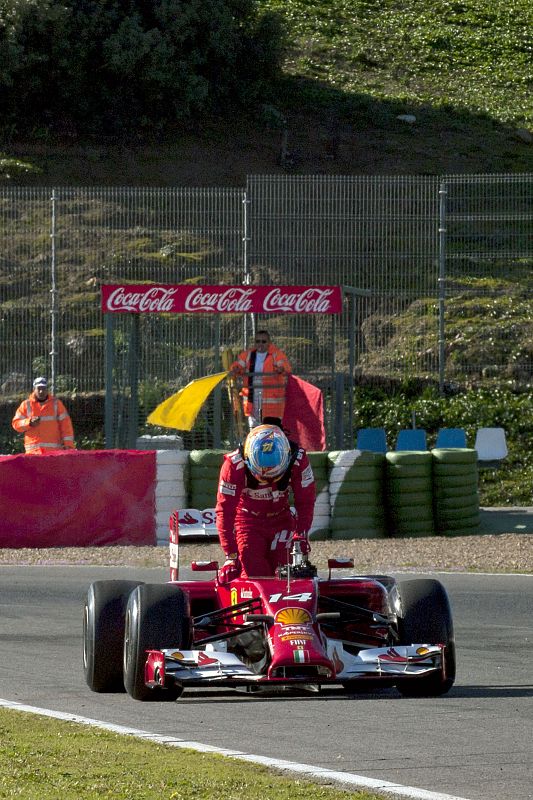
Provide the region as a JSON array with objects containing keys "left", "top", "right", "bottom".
[
  {"left": 127, "top": 313, "right": 140, "bottom": 448},
  {"left": 104, "top": 313, "right": 114, "bottom": 448},
  {"left": 334, "top": 372, "right": 345, "bottom": 448},
  {"left": 438, "top": 181, "right": 448, "bottom": 393},
  {"left": 49, "top": 189, "right": 58, "bottom": 391},
  {"left": 213, "top": 315, "right": 222, "bottom": 447}
]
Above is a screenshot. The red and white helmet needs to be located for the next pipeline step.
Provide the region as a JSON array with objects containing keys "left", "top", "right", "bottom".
[{"left": 244, "top": 424, "right": 290, "bottom": 481}]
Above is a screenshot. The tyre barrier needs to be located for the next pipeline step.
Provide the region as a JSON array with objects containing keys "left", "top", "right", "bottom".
[
  {"left": 431, "top": 448, "right": 480, "bottom": 537},
  {"left": 188, "top": 449, "right": 227, "bottom": 510},
  {"left": 307, "top": 451, "right": 331, "bottom": 541},
  {"left": 328, "top": 450, "right": 386, "bottom": 540},
  {"left": 155, "top": 450, "right": 189, "bottom": 545},
  {"left": 385, "top": 450, "right": 435, "bottom": 537},
  {"left": 158, "top": 446, "right": 483, "bottom": 545}
]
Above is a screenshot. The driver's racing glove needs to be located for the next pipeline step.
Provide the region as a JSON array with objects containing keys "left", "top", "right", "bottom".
[
  {"left": 217, "top": 555, "right": 241, "bottom": 584},
  {"left": 292, "top": 533, "right": 311, "bottom": 555}
]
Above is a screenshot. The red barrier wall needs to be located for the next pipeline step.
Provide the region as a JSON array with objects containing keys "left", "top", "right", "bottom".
[{"left": 0, "top": 450, "right": 156, "bottom": 547}]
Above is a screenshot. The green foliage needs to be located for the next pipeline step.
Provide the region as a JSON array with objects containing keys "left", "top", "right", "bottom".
[
  {"left": 263, "top": 0, "right": 533, "bottom": 126},
  {"left": 353, "top": 384, "right": 533, "bottom": 505},
  {"left": 0, "top": 153, "right": 41, "bottom": 181},
  {"left": 0, "top": 0, "right": 286, "bottom": 135}
]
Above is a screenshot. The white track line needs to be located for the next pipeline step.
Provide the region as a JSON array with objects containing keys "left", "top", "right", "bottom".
[{"left": 0, "top": 698, "right": 471, "bottom": 800}]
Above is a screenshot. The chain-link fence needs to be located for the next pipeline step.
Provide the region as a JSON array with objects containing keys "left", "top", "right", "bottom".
[{"left": 1, "top": 174, "right": 531, "bottom": 449}]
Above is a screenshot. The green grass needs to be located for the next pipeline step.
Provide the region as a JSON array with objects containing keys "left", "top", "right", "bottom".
[
  {"left": 264, "top": 0, "right": 533, "bottom": 127},
  {"left": 4, "top": 0, "right": 533, "bottom": 182},
  {"left": 0, "top": 708, "right": 378, "bottom": 800}
]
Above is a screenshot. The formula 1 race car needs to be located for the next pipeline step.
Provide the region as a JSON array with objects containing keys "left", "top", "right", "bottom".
[{"left": 83, "top": 527, "right": 456, "bottom": 701}]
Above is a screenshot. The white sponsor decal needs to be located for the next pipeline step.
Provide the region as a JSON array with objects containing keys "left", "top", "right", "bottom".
[
  {"left": 106, "top": 286, "right": 178, "bottom": 312},
  {"left": 245, "top": 487, "right": 274, "bottom": 500},
  {"left": 184, "top": 286, "right": 255, "bottom": 312},
  {"left": 220, "top": 480, "right": 236, "bottom": 496},
  {"left": 270, "top": 530, "right": 291, "bottom": 550},
  {"left": 263, "top": 287, "right": 335, "bottom": 313},
  {"left": 301, "top": 464, "right": 314, "bottom": 488}
]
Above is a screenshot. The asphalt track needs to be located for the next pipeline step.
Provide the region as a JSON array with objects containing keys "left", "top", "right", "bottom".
[{"left": 0, "top": 566, "right": 532, "bottom": 800}]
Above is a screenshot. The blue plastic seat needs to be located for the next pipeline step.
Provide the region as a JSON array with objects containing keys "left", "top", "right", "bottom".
[
  {"left": 436, "top": 427, "right": 467, "bottom": 448},
  {"left": 395, "top": 429, "right": 427, "bottom": 451},
  {"left": 356, "top": 427, "right": 387, "bottom": 454}
]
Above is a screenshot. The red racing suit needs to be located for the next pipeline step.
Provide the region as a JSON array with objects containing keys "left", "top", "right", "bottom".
[{"left": 215, "top": 443, "right": 315, "bottom": 578}]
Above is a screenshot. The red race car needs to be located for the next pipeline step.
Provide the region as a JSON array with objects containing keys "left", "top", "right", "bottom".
[{"left": 83, "top": 519, "right": 456, "bottom": 701}]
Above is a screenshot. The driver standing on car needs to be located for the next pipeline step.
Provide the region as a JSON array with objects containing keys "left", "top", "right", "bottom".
[{"left": 215, "top": 421, "right": 315, "bottom": 582}]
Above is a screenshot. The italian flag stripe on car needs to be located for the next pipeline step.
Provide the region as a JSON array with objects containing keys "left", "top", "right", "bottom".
[{"left": 293, "top": 650, "right": 309, "bottom": 663}]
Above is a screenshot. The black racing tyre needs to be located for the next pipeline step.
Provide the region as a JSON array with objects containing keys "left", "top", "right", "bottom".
[
  {"left": 396, "top": 578, "right": 456, "bottom": 697},
  {"left": 123, "top": 583, "right": 191, "bottom": 701},
  {"left": 83, "top": 580, "right": 142, "bottom": 693}
]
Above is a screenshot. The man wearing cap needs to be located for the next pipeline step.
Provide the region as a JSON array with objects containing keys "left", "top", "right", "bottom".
[{"left": 12, "top": 377, "right": 76, "bottom": 454}]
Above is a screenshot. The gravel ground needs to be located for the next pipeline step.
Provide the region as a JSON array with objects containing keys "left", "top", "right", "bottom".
[{"left": 1, "top": 533, "right": 532, "bottom": 573}]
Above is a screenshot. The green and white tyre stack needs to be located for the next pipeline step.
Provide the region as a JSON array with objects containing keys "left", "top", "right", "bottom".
[
  {"left": 307, "top": 451, "right": 331, "bottom": 541},
  {"left": 188, "top": 450, "right": 227, "bottom": 509},
  {"left": 328, "top": 450, "right": 386, "bottom": 540},
  {"left": 432, "top": 448, "right": 480, "bottom": 536},
  {"left": 385, "top": 451, "right": 435, "bottom": 537}
]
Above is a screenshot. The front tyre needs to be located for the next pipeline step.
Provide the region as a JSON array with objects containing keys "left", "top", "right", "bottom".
[
  {"left": 83, "top": 580, "right": 142, "bottom": 692},
  {"left": 123, "top": 583, "right": 191, "bottom": 701},
  {"left": 396, "top": 578, "right": 456, "bottom": 697}
]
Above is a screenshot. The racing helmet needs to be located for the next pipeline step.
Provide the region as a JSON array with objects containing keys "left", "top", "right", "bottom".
[{"left": 244, "top": 424, "right": 291, "bottom": 481}]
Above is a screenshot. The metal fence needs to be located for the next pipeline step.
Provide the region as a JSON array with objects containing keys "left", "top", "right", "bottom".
[{"left": 1, "top": 174, "right": 531, "bottom": 449}]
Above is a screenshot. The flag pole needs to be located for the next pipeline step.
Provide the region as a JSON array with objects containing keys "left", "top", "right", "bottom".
[{"left": 222, "top": 349, "right": 246, "bottom": 442}]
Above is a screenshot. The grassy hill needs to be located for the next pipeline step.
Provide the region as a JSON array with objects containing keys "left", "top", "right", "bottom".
[{"left": 2, "top": 0, "right": 532, "bottom": 185}]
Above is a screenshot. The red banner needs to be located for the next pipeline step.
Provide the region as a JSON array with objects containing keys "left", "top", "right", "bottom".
[
  {"left": 0, "top": 450, "right": 156, "bottom": 548},
  {"left": 101, "top": 284, "right": 342, "bottom": 314}
]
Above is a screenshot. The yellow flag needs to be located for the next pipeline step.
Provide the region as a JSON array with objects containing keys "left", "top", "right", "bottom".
[{"left": 147, "top": 372, "right": 228, "bottom": 430}]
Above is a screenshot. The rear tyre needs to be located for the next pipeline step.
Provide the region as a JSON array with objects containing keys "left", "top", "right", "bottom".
[
  {"left": 123, "top": 583, "right": 191, "bottom": 701},
  {"left": 83, "top": 580, "right": 142, "bottom": 692},
  {"left": 396, "top": 578, "right": 456, "bottom": 697}
]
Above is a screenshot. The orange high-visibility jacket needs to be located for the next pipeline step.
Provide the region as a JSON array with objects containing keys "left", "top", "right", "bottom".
[
  {"left": 12, "top": 394, "right": 76, "bottom": 454},
  {"left": 231, "top": 344, "right": 292, "bottom": 419}
]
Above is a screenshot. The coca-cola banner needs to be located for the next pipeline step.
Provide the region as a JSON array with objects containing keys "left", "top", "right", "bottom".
[{"left": 101, "top": 285, "right": 342, "bottom": 314}]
